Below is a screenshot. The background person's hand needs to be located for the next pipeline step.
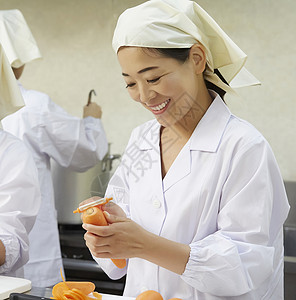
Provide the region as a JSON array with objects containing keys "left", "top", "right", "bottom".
[{"left": 83, "top": 102, "right": 102, "bottom": 119}]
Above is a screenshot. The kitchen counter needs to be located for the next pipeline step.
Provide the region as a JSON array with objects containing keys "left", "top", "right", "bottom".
[{"left": 24, "top": 287, "right": 53, "bottom": 298}]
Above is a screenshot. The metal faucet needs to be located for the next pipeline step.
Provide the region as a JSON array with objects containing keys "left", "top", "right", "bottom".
[{"left": 101, "top": 143, "right": 121, "bottom": 172}]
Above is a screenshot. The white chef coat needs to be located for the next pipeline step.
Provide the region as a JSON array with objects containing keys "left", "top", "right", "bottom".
[
  {"left": 0, "top": 130, "right": 41, "bottom": 277},
  {"left": 93, "top": 92, "right": 289, "bottom": 300},
  {"left": 1, "top": 83, "right": 108, "bottom": 287}
]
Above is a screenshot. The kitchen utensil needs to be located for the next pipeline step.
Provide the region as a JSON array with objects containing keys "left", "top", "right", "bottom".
[
  {"left": 0, "top": 276, "right": 31, "bottom": 300},
  {"left": 73, "top": 197, "right": 113, "bottom": 213},
  {"left": 87, "top": 89, "right": 96, "bottom": 106}
]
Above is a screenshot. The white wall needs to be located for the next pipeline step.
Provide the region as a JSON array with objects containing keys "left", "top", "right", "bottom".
[{"left": 0, "top": 0, "right": 295, "bottom": 180}]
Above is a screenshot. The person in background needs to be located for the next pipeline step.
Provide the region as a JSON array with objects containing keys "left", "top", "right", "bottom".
[
  {"left": 81, "top": 1, "right": 290, "bottom": 299},
  {"left": 0, "top": 9, "right": 108, "bottom": 287},
  {"left": 0, "top": 43, "right": 41, "bottom": 277}
]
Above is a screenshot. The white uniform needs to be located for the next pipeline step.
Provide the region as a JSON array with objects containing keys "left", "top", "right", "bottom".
[
  {"left": 94, "top": 93, "right": 289, "bottom": 300},
  {"left": 0, "top": 130, "right": 41, "bottom": 277},
  {"left": 2, "top": 83, "right": 108, "bottom": 287}
]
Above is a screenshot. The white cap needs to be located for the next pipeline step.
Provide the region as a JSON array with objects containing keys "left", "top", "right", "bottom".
[
  {"left": 0, "top": 43, "right": 24, "bottom": 120},
  {"left": 112, "top": 0, "right": 260, "bottom": 94},
  {"left": 0, "top": 9, "right": 42, "bottom": 68}
]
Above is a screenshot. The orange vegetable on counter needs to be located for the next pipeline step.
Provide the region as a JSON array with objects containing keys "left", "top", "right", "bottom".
[
  {"left": 51, "top": 270, "right": 102, "bottom": 300},
  {"left": 52, "top": 282, "right": 69, "bottom": 299},
  {"left": 82, "top": 206, "right": 127, "bottom": 269},
  {"left": 135, "top": 290, "right": 163, "bottom": 300},
  {"left": 52, "top": 281, "right": 95, "bottom": 296}
]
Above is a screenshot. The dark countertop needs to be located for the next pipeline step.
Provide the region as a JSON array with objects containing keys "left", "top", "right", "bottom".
[{"left": 24, "top": 287, "right": 52, "bottom": 299}]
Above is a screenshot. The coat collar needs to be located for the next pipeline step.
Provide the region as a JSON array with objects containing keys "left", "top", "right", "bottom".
[
  {"left": 189, "top": 92, "right": 232, "bottom": 152},
  {"left": 138, "top": 119, "right": 161, "bottom": 151},
  {"left": 136, "top": 92, "right": 232, "bottom": 192}
]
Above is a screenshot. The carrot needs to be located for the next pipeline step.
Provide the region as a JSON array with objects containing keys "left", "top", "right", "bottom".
[
  {"left": 82, "top": 206, "right": 108, "bottom": 226},
  {"left": 82, "top": 206, "right": 127, "bottom": 269},
  {"left": 92, "top": 292, "right": 103, "bottom": 300},
  {"left": 51, "top": 269, "right": 101, "bottom": 300},
  {"left": 62, "top": 289, "right": 84, "bottom": 300},
  {"left": 136, "top": 290, "right": 163, "bottom": 300},
  {"left": 111, "top": 257, "right": 127, "bottom": 269},
  {"left": 64, "top": 282, "right": 95, "bottom": 295},
  {"left": 53, "top": 287, "right": 101, "bottom": 300},
  {"left": 52, "top": 282, "right": 70, "bottom": 299}
]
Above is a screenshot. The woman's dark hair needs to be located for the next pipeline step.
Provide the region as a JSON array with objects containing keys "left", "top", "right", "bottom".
[{"left": 144, "top": 48, "right": 228, "bottom": 99}]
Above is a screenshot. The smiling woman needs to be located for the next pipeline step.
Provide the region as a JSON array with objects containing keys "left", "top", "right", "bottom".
[
  {"left": 118, "top": 45, "right": 211, "bottom": 132},
  {"left": 80, "top": 1, "right": 290, "bottom": 300}
]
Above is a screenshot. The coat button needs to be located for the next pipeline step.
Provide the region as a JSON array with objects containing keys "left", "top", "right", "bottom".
[{"left": 153, "top": 199, "right": 161, "bottom": 208}]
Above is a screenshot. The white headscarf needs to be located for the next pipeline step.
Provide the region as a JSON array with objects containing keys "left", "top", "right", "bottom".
[
  {"left": 0, "top": 43, "right": 24, "bottom": 120},
  {"left": 0, "top": 9, "right": 41, "bottom": 68},
  {"left": 112, "top": 0, "right": 260, "bottom": 94}
]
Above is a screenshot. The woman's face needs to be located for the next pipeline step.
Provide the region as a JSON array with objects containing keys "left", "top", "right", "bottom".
[{"left": 117, "top": 47, "right": 202, "bottom": 127}]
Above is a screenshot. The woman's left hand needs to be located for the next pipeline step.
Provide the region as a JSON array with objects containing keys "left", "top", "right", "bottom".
[
  {"left": 83, "top": 212, "right": 148, "bottom": 260},
  {"left": 83, "top": 211, "right": 191, "bottom": 275}
]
